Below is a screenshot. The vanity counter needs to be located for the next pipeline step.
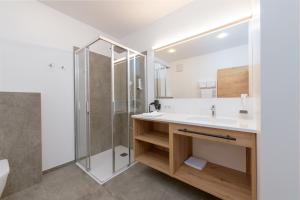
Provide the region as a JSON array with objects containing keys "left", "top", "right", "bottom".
[{"left": 132, "top": 113, "right": 257, "bottom": 133}]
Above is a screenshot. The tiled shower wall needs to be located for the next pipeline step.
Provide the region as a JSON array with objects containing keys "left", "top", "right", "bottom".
[
  {"left": 90, "top": 52, "right": 131, "bottom": 153},
  {"left": 89, "top": 51, "right": 112, "bottom": 155},
  {"left": 114, "top": 56, "right": 147, "bottom": 149},
  {"left": 89, "top": 51, "right": 146, "bottom": 155},
  {"left": 0, "top": 92, "right": 41, "bottom": 197}
]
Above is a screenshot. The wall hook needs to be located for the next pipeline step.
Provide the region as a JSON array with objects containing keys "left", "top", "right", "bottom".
[{"left": 48, "top": 63, "right": 55, "bottom": 68}]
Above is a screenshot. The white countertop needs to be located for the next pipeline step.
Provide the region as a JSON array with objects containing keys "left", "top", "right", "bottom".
[{"left": 132, "top": 113, "right": 257, "bottom": 133}]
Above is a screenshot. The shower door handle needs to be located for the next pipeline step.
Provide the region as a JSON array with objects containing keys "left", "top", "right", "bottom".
[{"left": 86, "top": 101, "right": 90, "bottom": 114}]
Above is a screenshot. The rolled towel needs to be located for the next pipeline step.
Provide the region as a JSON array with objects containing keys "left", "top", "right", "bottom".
[{"left": 141, "top": 111, "right": 164, "bottom": 118}]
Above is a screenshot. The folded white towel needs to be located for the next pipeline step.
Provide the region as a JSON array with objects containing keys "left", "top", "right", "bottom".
[
  {"left": 206, "top": 80, "right": 216, "bottom": 88},
  {"left": 184, "top": 156, "right": 207, "bottom": 170},
  {"left": 197, "top": 81, "right": 207, "bottom": 89},
  {"left": 200, "top": 88, "right": 215, "bottom": 98},
  {"left": 141, "top": 111, "right": 164, "bottom": 118}
]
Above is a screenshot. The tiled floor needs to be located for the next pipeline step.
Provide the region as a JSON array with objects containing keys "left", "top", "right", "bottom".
[{"left": 2, "top": 163, "right": 219, "bottom": 200}]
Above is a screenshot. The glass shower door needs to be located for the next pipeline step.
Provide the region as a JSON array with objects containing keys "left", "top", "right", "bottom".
[
  {"left": 129, "top": 53, "right": 147, "bottom": 155},
  {"left": 112, "top": 45, "right": 130, "bottom": 172},
  {"left": 86, "top": 40, "right": 113, "bottom": 181},
  {"left": 112, "top": 49, "right": 147, "bottom": 172},
  {"left": 75, "top": 48, "right": 91, "bottom": 170}
]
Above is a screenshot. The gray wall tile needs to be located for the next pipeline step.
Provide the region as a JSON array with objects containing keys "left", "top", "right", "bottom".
[
  {"left": 89, "top": 51, "right": 112, "bottom": 155},
  {"left": 0, "top": 92, "right": 42, "bottom": 197}
]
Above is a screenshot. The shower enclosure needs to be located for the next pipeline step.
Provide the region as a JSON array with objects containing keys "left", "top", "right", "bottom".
[{"left": 74, "top": 36, "right": 147, "bottom": 183}]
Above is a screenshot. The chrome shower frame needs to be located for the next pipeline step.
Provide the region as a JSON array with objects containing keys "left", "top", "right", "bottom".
[{"left": 74, "top": 35, "right": 147, "bottom": 183}]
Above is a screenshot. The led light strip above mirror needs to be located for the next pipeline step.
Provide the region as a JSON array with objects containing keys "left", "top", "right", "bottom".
[{"left": 153, "top": 16, "right": 252, "bottom": 52}]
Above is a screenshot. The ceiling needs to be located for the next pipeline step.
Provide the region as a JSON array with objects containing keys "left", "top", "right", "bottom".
[
  {"left": 41, "top": 0, "right": 193, "bottom": 38},
  {"left": 155, "top": 22, "right": 249, "bottom": 63}
]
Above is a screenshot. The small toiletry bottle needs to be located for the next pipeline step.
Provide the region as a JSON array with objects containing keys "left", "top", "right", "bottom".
[{"left": 239, "top": 94, "right": 248, "bottom": 119}]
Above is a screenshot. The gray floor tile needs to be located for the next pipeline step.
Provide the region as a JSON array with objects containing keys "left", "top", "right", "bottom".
[
  {"left": 1, "top": 184, "right": 56, "bottom": 200},
  {"left": 2, "top": 163, "right": 218, "bottom": 200},
  {"left": 77, "top": 188, "right": 120, "bottom": 200},
  {"left": 104, "top": 163, "right": 219, "bottom": 200}
]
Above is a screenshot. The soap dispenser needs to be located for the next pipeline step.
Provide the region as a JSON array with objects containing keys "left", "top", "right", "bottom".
[{"left": 239, "top": 94, "right": 248, "bottom": 119}]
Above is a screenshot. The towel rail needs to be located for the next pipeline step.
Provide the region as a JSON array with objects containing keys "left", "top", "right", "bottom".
[{"left": 177, "top": 128, "right": 236, "bottom": 141}]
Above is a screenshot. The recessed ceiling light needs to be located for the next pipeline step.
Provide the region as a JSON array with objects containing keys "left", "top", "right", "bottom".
[
  {"left": 168, "top": 48, "right": 176, "bottom": 53},
  {"left": 217, "top": 32, "right": 228, "bottom": 39}
]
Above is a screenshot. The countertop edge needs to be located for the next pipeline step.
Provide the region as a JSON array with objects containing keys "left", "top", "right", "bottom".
[{"left": 132, "top": 115, "right": 257, "bottom": 134}]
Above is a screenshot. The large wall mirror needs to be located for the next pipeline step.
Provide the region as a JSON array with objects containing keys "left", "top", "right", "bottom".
[{"left": 154, "top": 20, "right": 250, "bottom": 99}]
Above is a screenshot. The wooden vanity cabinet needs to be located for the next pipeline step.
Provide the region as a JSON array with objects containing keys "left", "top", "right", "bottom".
[{"left": 133, "top": 119, "right": 257, "bottom": 200}]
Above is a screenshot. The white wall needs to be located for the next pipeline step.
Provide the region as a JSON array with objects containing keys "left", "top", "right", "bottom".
[
  {"left": 260, "top": 0, "right": 300, "bottom": 199},
  {"left": 168, "top": 45, "right": 248, "bottom": 98},
  {"left": 0, "top": 1, "right": 117, "bottom": 51},
  {"left": 159, "top": 97, "right": 253, "bottom": 119},
  {"left": 0, "top": 1, "right": 117, "bottom": 170},
  {"left": 249, "top": 0, "right": 261, "bottom": 198},
  {"left": 0, "top": 39, "right": 74, "bottom": 170}
]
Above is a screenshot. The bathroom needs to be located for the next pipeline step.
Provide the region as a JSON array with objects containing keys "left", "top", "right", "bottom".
[{"left": 0, "top": 1, "right": 299, "bottom": 200}]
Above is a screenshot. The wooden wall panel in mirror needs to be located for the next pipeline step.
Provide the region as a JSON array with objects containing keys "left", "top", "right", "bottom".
[
  {"left": 217, "top": 66, "right": 249, "bottom": 97},
  {"left": 153, "top": 20, "right": 251, "bottom": 99}
]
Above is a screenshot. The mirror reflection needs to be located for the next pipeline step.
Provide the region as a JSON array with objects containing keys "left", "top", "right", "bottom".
[{"left": 154, "top": 22, "right": 249, "bottom": 99}]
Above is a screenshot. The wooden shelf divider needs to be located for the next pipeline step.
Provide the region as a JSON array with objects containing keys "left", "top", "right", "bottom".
[
  {"left": 135, "top": 131, "right": 169, "bottom": 148},
  {"left": 135, "top": 149, "right": 170, "bottom": 175}
]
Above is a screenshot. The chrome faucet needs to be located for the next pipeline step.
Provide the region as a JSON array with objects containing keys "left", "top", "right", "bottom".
[{"left": 210, "top": 105, "right": 216, "bottom": 117}]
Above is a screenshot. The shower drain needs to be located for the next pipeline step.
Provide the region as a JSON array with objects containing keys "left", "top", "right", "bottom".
[{"left": 120, "top": 153, "right": 128, "bottom": 157}]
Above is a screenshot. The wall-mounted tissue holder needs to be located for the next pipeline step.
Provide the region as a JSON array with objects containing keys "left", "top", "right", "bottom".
[{"left": 48, "top": 63, "right": 55, "bottom": 68}]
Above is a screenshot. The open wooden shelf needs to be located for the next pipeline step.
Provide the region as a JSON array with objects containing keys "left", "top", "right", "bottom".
[
  {"left": 135, "top": 131, "right": 169, "bottom": 148},
  {"left": 174, "top": 163, "right": 251, "bottom": 200},
  {"left": 135, "top": 149, "right": 170, "bottom": 175}
]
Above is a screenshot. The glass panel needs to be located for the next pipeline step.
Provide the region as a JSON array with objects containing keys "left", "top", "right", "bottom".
[
  {"left": 87, "top": 40, "right": 114, "bottom": 181},
  {"left": 75, "top": 48, "right": 90, "bottom": 170},
  {"left": 113, "top": 46, "right": 130, "bottom": 172},
  {"left": 129, "top": 53, "right": 147, "bottom": 156},
  {"left": 128, "top": 52, "right": 135, "bottom": 163},
  {"left": 132, "top": 53, "right": 147, "bottom": 114}
]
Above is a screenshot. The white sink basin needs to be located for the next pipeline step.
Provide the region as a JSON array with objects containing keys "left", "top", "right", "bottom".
[
  {"left": 186, "top": 116, "right": 211, "bottom": 122},
  {"left": 186, "top": 116, "right": 237, "bottom": 125},
  {"left": 212, "top": 118, "right": 237, "bottom": 125}
]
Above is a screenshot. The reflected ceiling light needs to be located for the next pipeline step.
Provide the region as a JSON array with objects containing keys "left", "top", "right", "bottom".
[
  {"left": 217, "top": 32, "right": 228, "bottom": 39},
  {"left": 168, "top": 48, "right": 176, "bottom": 53}
]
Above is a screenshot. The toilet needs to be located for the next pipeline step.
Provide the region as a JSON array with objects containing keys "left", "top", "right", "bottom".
[{"left": 0, "top": 159, "right": 9, "bottom": 197}]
